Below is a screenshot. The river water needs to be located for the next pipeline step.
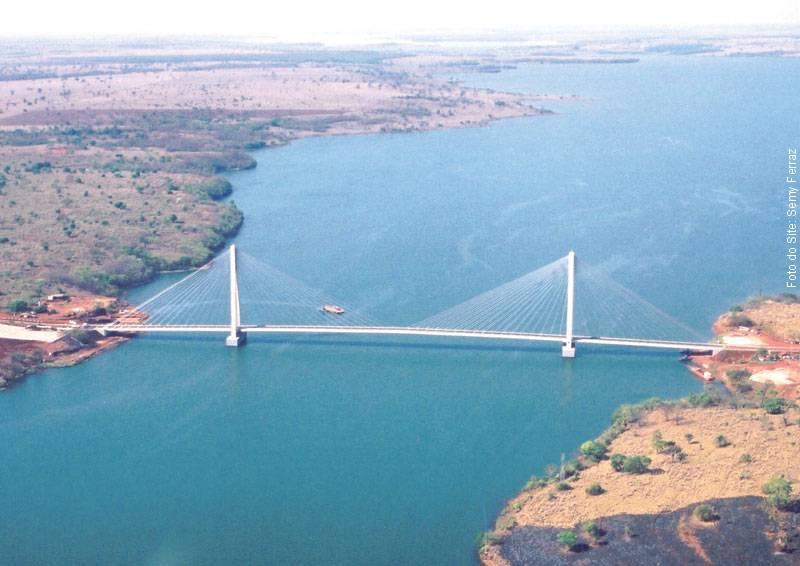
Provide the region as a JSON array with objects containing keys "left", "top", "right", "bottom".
[{"left": 1, "top": 55, "right": 796, "bottom": 565}]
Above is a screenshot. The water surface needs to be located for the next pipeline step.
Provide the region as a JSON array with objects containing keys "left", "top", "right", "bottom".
[{"left": 3, "top": 55, "right": 796, "bottom": 565}]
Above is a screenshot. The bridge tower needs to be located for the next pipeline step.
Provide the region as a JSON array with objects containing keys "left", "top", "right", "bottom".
[
  {"left": 225, "top": 244, "right": 246, "bottom": 347},
  {"left": 562, "top": 250, "right": 576, "bottom": 358}
]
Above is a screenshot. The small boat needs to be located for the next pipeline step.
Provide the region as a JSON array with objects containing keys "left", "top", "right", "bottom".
[{"left": 320, "top": 304, "right": 345, "bottom": 315}]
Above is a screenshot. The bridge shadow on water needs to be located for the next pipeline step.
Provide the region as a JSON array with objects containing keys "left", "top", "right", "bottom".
[{"left": 131, "top": 332, "right": 684, "bottom": 361}]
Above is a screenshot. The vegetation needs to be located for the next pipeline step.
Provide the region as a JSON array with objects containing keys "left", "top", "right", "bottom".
[
  {"left": 763, "top": 397, "right": 786, "bottom": 415},
  {"left": 714, "top": 435, "right": 731, "bottom": 448},
  {"left": 556, "top": 530, "right": 579, "bottom": 551},
  {"left": 580, "top": 440, "right": 608, "bottom": 462},
  {"left": 688, "top": 391, "right": 717, "bottom": 408},
  {"left": 621, "top": 455, "right": 652, "bottom": 474},
  {"left": 762, "top": 476, "right": 793, "bottom": 510},
  {"left": 586, "top": 483, "right": 605, "bottom": 496},
  {"left": 582, "top": 521, "right": 602, "bottom": 542},
  {"left": 610, "top": 453, "right": 652, "bottom": 474},
  {"left": 7, "top": 299, "right": 30, "bottom": 313},
  {"left": 693, "top": 504, "right": 717, "bottom": 522}
]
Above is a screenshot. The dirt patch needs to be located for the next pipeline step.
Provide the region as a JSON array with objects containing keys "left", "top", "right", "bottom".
[{"left": 495, "top": 497, "right": 798, "bottom": 565}]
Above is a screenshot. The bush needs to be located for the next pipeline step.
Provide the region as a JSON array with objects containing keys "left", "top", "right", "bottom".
[
  {"left": 586, "top": 483, "right": 605, "bottom": 496},
  {"left": 714, "top": 435, "right": 731, "bottom": 448},
  {"left": 610, "top": 454, "right": 626, "bottom": 472},
  {"left": 763, "top": 398, "right": 786, "bottom": 415},
  {"left": 8, "top": 299, "right": 29, "bottom": 312},
  {"left": 524, "top": 476, "right": 548, "bottom": 491},
  {"left": 556, "top": 530, "right": 579, "bottom": 551},
  {"left": 583, "top": 521, "right": 602, "bottom": 541},
  {"left": 688, "top": 392, "right": 716, "bottom": 408},
  {"left": 580, "top": 440, "right": 608, "bottom": 462},
  {"left": 555, "top": 481, "right": 572, "bottom": 491},
  {"left": 739, "top": 453, "right": 753, "bottom": 464},
  {"left": 763, "top": 476, "right": 793, "bottom": 510},
  {"left": 726, "top": 368, "right": 751, "bottom": 381},
  {"left": 621, "top": 455, "right": 652, "bottom": 474},
  {"left": 729, "top": 314, "right": 755, "bottom": 327},
  {"left": 693, "top": 504, "right": 716, "bottom": 522}
]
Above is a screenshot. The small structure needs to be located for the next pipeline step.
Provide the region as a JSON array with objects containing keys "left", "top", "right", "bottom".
[
  {"left": 321, "top": 304, "right": 346, "bottom": 315},
  {"left": 47, "top": 293, "right": 69, "bottom": 302}
]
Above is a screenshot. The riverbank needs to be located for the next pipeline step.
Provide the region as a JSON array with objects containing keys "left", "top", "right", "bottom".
[
  {"left": 480, "top": 398, "right": 800, "bottom": 565},
  {"left": 0, "top": 40, "right": 552, "bottom": 390},
  {"left": 686, "top": 295, "right": 800, "bottom": 400},
  {"left": 481, "top": 297, "right": 800, "bottom": 564}
]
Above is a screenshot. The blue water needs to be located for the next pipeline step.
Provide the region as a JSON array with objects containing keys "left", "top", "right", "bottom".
[{"left": 2, "top": 55, "right": 796, "bottom": 565}]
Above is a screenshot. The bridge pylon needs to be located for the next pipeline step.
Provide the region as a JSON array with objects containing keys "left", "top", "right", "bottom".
[
  {"left": 562, "top": 250, "right": 576, "bottom": 358},
  {"left": 225, "top": 244, "right": 246, "bottom": 347}
]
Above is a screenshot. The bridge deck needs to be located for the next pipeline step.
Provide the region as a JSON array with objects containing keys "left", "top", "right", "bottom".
[{"left": 82, "top": 324, "right": 770, "bottom": 352}]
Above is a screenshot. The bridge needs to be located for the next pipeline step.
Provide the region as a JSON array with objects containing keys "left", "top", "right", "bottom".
[{"left": 97, "top": 245, "right": 737, "bottom": 358}]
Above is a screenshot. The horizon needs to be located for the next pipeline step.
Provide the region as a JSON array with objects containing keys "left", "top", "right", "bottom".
[{"left": 2, "top": 0, "right": 798, "bottom": 39}]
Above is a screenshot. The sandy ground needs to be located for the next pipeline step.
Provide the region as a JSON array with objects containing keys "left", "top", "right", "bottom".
[
  {"left": 751, "top": 368, "right": 795, "bottom": 386},
  {"left": 0, "top": 324, "right": 61, "bottom": 343}
]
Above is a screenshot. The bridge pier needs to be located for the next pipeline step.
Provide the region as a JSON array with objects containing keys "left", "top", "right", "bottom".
[
  {"left": 226, "top": 244, "right": 246, "bottom": 348},
  {"left": 226, "top": 331, "right": 246, "bottom": 347},
  {"left": 561, "top": 250, "right": 577, "bottom": 358}
]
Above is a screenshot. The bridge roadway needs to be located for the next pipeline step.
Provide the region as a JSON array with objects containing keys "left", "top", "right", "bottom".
[{"left": 85, "top": 324, "right": 782, "bottom": 353}]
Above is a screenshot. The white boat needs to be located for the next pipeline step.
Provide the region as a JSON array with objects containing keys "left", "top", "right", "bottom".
[{"left": 320, "top": 304, "right": 345, "bottom": 315}]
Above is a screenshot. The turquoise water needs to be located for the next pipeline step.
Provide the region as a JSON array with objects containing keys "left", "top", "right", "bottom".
[{"left": 2, "top": 55, "right": 796, "bottom": 565}]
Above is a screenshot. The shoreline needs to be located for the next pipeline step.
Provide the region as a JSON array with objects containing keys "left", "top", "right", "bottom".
[
  {"left": 479, "top": 297, "right": 800, "bottom": 565},
  {"left": 0, "top": 100, "right": 546, "bottom": 391}
]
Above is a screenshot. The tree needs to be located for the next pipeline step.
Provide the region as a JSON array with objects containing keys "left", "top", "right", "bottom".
[
  {"left": 693, "top": 504, "right": 716, "bottom": 522},
  {"left": 583, "top": 521, "right": 602, "bottom": 542},
  {"left": 621, "top": 455, "right": 652, "bottom": 474},
  {"left": 610, "top": 454, "right": 626, "bottom": 472},
  {"left": 8, "top": 299, "right": 29, "bottom": 313},
  {"left": 556, "top": 530, "right": 579, "bottom": 551},
  {"left": 763, "top": 476, "right": 792, "bottom": 510},
  {"left": 586, "top": 483, "right": 604, "bottom": 496},
  {"left": 580, "top": 440, "right": 608, "bottom": 462},
  {"left": 763, "top": 397, "right": 786, "bottom": 415},
  {"left": 714, "top": 435, "right": 731, "bottom": 448}
]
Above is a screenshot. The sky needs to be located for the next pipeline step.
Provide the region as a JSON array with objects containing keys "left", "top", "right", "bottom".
[{"left": 1, "top": 0, "right": 798, "bottom": 38}]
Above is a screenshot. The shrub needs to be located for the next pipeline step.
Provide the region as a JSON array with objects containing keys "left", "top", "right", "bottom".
[
  {"left": 524, "top": 476, "right": 548, "bottom": 491},
  {"left": 556, "top": 530, "right": 579, "bottom": 551},
  {"left": 7, "top": 299, "right": 29, "bottom": 312},
  {"left": 739, "top": 453, "right": 753, "bottom": 464},
  {"left": 555, "top": 481, "right": 572, "bottom": 491},
  {"left": 563, "top": 459, "right": 584, "bottom": 478},
  {"left": 693, "top": 504, "right": 716, "bottom": 522},
  {"left": 714, "top": 435, "right": 731, "bottom": 448},
  {"left": 583, "top": 521, "right": 602, "bottom": 541},
  {"left": 729, "top": 314, "right": 755, "bottom": 327},
  {"left": 621, "top": 455, "right": 652, "bottom": 474},
  {"left": 763, "top": 398, "right": 786, "bottom": 415},
  {"left": 580, "top": 440, "right": 608, "bottom": 462},
  {"left": 688, "top": 392, "right": 716, "bottom": 408},
  {"left": 586, "top": 483, "right": 605, "bottom": 496},
  {"left": 610, "top": 454, "right": 626, "bottom": 472},
  {"left": 726, "top": 368, "right": 751, "bottom": 381},
  {"left": 763, "top": 476, "right": 792, "bottom": 510}
]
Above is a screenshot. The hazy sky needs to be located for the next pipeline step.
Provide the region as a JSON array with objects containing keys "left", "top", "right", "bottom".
[{"left": 2, "top": 0, "right": 798, "bottom": 38}]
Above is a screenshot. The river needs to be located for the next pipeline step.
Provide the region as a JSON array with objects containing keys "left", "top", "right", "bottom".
[{"left": 1, "top": 55, "right": 796, "bottom": 565}]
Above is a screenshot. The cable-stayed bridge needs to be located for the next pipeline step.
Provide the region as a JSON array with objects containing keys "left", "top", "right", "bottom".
[{"left": 95, "top": 245, "right": 736, "bottom": 357}]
